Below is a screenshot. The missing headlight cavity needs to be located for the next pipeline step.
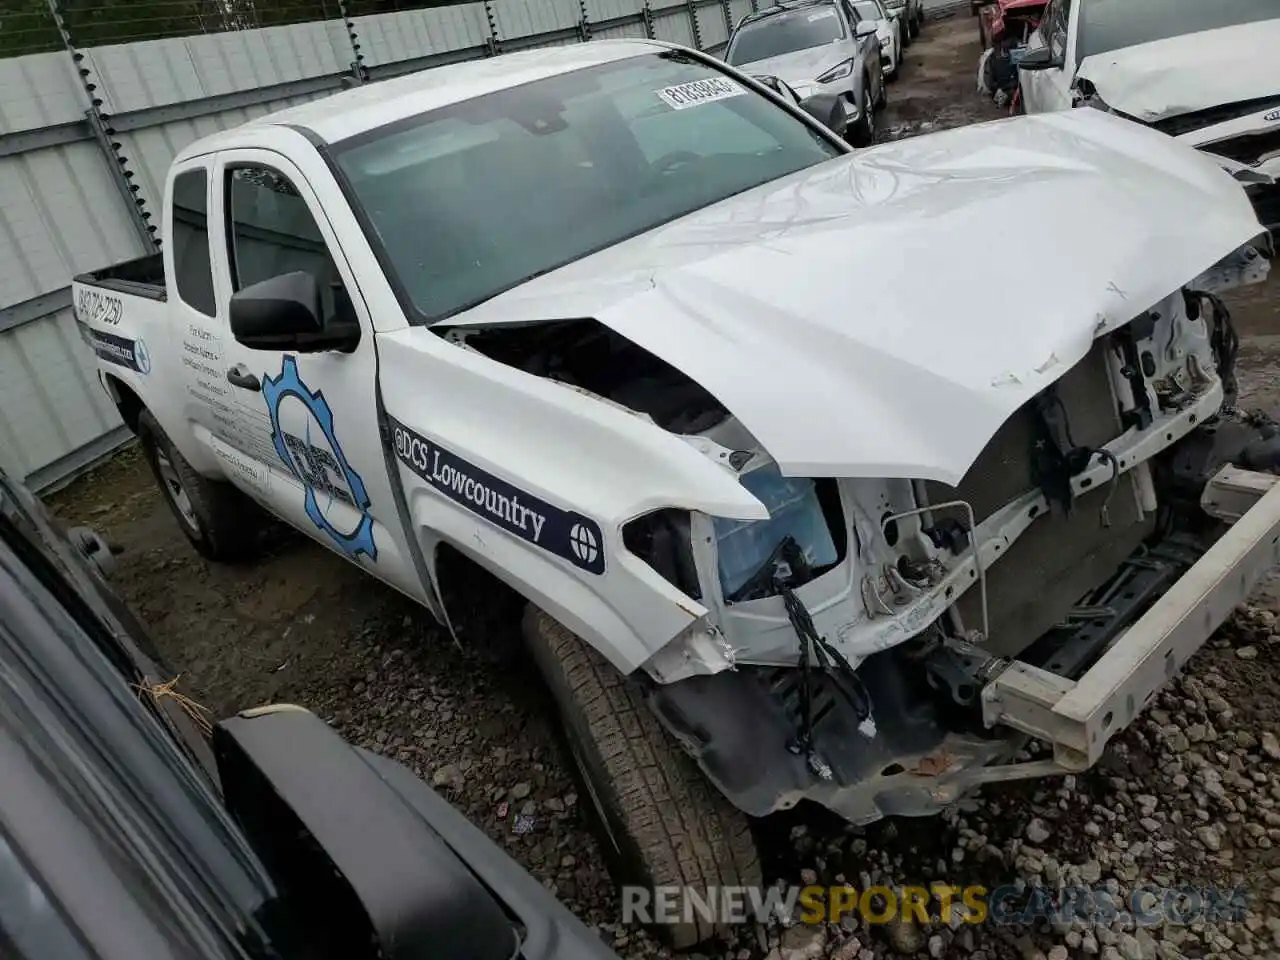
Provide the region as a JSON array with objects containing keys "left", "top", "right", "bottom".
[
  {"left": 451, "top": 318, "right": 730, "bottom": 434},
  {"left": 716, "top": 468, "right": 846, "bottom": 604}
]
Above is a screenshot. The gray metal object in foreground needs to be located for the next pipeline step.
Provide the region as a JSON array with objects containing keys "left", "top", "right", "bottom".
[{"left": 983, "top": 465, "right": 1280, "bottom": 769}]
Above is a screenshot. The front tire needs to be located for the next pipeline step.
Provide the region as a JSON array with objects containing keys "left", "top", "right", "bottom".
[
  {"left": 524, "top": 607, "right": 761, "bottom": 949},
  {"left": 138, "top": 410, "right": 262, "bottom": 562},
  {"left": 848, "top": 82, "right": 878, "bottom": 146}
]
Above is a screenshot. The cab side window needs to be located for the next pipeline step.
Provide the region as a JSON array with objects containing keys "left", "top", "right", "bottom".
[
  {"left": 170, "top": 169, "right": 216, "bottom": 317},
  {"left": 1046, "top": 0, "right": 1069, "bottom": 57},
  {"left": 1035, "top": 0, "right": 1058, "bottom": 47},
  {"left": 225, "top": 165, "right": 351, "bottom": 326}
]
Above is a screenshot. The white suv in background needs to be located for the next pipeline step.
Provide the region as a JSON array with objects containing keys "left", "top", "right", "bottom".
[{"left": 1018, "top": 0, "right": 1280, "bottom": 232}]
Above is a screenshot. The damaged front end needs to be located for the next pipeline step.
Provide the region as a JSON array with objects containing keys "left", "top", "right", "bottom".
[
  {"left": 1074, "top": 85, "right": 1280, "bottom": 234},
  {"left": 448, "top": 238, "right": 1279, "bottom": 825}
]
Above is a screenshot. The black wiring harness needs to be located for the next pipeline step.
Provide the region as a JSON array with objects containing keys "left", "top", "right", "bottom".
[
  {"left": 1032, "top": 386, "right": 1123, "bottom": 525},
  {"left": 1194, "top": 289, "right": 1240, "bottom": 409},
  {"left": 770, "top": 537, "right": 875, "bottom": 779}
]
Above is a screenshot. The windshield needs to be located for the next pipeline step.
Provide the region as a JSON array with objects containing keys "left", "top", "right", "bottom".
[
  {"left": 726, "top": 6, "right": 847, "bottom": 65},
  {"left": 852, "top": 1, "right": 882, "bottom": 21},
  {"left": 334, "top": 52, "right": 841, "bottom": 323},
  {"left": 1079, "top": 0, "right": 1280, "bottom": 59}
]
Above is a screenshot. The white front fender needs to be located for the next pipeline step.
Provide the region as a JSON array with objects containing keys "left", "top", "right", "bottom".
[{"left": 377, "top": 328, "right": 766, "bottom": 673}]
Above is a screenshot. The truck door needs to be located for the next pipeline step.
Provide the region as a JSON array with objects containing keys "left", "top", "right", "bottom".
[
  {"left": 1018, "top": 0, "right": 1075, "bottom": 113},
  {"left": 203, "top": 148, "right": 432, "bottom": 609}
]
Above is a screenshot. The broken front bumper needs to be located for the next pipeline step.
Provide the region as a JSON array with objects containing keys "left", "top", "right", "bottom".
[
  {"left": 984, "top": 465, "right": 1280, "bottom": 770},
  {"left": 651, "top": 466, "right": 1280, "bottom": 825}
]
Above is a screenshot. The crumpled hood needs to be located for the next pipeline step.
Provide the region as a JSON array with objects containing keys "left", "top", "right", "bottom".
[
  {"left": 443, "top": 109, "right": 1266, "bottom": 486},
  {"left": 735, "top": 46, "right": 852, "bottom": 90},
  {"left": 1077, "top": 19, "right": 1280, "bottom": 124}
]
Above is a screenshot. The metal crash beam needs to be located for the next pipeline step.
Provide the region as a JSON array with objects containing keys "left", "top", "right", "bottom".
[{"left": 982, "top": 465, "right": 1280, "bottom": 770}]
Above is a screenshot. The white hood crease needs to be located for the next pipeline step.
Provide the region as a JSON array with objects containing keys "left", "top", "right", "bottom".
[
  {"left": 444, "top": 109, "right": 1268, "bottom": 488},
  {"left": 1076, "top": 19, "right": 1280, "bottom": 124}
]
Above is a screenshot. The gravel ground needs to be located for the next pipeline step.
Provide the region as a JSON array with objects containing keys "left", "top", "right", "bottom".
[{"left": 45, "top": 12, "right": 1280, "bottom": 960}]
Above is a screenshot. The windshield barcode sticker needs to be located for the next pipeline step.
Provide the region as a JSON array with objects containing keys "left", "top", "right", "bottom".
[{"left": 655, "top": 77, "right": 746, "bottom": 110}]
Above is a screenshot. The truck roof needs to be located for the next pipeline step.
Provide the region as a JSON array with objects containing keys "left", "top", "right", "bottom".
[{"left": 176, "top": 38, "right": 664, "bottom": 161}]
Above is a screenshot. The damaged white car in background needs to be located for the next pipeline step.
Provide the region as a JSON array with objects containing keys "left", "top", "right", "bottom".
[
  {"left": 71, "top": 40, "right": 1277, "bottom": 947},
  {"left": 1018, "top": 0, "right": 1280, "bottom": 233}
]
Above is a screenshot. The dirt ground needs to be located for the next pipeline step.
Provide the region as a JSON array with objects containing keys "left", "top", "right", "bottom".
[{"left": 44, "top": 12, "right": 1280, "bottom": 960}]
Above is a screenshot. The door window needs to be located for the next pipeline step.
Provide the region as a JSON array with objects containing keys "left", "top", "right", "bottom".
[
  {"left": 1046, "top": 0, "right": 1069, "bottom": 57},
  {"left": 1035, "top": 0, "right": 1058, "bottom": 46},
  {"left": 170, "top": 169, "right": 216, "bottom": 317},
  {"left": 224, "top": 166, "right": 351, "bottom": 326}
]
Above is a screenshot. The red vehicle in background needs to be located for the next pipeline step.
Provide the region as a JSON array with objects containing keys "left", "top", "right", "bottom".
[
  {"left": 977, "top": 0, "right": 1046, "bottom": 49},
  {"left": 975, "top": 0, "right": 1045, "bottom": 113}
]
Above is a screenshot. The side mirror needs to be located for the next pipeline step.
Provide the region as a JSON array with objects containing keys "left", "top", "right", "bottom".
[
  {"left": 754, "top": 74, "right": 801, "bottom": 106},
  {"left": 855, "top": 20, "right": 878, "bottom": 37},
  {"left": 1017, "top": 43, "right": 1063, "bottom": 70},
  {"left": 230, "top": 271, "right": 359, "bottom": 353}
]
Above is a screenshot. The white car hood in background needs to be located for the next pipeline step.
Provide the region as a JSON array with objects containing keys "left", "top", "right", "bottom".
[
  {"left": 444, "top": 109, "right": 1265, "bottom": 486},
  {"left": 1076, "top": 19, "right": 1280, "bottom": 124}
]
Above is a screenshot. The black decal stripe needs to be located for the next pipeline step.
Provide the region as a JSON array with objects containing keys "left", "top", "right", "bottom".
[
  {"left": 388, "top": 415, "right": 605, "bottom": 575},
  {"left": 79, "top": 324, "right": 140, "bottom": 372}
]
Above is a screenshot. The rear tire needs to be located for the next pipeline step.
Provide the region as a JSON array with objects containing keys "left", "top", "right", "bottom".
[
  {"left": 524, "top": 607, "right": 762, "bottom": 949},
  {"left": 138, "top": 410, "right": 262, "bottom": 562}
]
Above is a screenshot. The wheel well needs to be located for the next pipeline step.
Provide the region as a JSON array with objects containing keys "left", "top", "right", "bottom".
[
  {"left": 105, "top": 374, "right": 145, "bottom": 434},
  {"left": 433, "top": 542, "right": 527, "bottom": 661}
]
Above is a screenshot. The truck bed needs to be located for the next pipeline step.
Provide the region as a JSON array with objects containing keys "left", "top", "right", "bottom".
[{"left": 73, "top": 252, "right": 166, "bottom": 301}]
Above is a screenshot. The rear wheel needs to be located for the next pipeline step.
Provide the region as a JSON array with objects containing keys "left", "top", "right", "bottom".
[
  {"left": 524, "top": 607, "right": 762, "bottom": 949},
  {"left": 138, "top": 410, "right": 263, "bottom": 562}
]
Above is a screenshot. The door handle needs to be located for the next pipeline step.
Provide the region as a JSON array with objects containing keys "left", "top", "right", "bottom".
[{"left": 226, "top": 364, "right": 261, "bottom": 392}]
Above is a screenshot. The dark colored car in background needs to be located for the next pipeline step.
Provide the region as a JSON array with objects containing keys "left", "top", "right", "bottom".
[{"left": 0, "top": 465, "right": 619, "bottom": 960}]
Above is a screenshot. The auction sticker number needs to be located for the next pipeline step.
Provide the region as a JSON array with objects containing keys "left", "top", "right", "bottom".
[{"left": 655, "top": 77, "right": 746, "bottom": 110}]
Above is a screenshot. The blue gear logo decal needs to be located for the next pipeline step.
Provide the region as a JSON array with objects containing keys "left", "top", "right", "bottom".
[{"left": 263, "top": 355, "right": 377, "bottom": 561}]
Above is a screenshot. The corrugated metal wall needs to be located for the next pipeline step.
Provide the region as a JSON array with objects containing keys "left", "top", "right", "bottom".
[{"left": 5, "top": 0, "right": 928, "bottom": 490}]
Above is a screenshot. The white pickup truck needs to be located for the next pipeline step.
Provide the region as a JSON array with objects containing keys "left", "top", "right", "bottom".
[{"left": 74, "top": 39, "right": 1278, "bottom": 945}]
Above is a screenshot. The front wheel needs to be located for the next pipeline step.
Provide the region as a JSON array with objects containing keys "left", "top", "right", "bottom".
[
  {"left": 523, "top": 607, "right": 761, "bottom": 949},
  {"left": 138, "top": 410, "right": 263, "bottom": 562},
  {"left": 848, "top": 84, "right": 877, "bottom": 146}
]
